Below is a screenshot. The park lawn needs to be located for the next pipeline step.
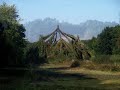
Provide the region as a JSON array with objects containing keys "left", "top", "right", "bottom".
[{"left": 0, "top": 64, "right": 120, "bottom": 90}]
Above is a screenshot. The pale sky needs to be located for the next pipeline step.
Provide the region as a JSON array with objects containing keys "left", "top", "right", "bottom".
[{"left": 1, "top": 0, "right": 120, "bottom": 24}]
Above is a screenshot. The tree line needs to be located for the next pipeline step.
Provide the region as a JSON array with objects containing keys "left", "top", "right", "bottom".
[
  {"left": 0, "top": 3, "right": 120, "bottom": 68},
  {"left": 0, "top": 3, "right": 47, "bottom": 68},
  {"left": 84, "top": 25, "right": 120, "bottom": 55}
]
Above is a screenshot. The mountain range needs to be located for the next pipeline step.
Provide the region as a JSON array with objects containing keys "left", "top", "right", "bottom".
[{"left": 24, "top": 18, "right": 118, "bottom": 42}]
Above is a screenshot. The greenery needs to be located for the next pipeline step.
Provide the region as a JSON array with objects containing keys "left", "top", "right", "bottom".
[
  {"left": 0, "top": 3, "right": 47, "bottom": 67},
  {"left": 83, "top": 25, "right": 120, "bottom": 68},
  {"left": 70, "top": 60, "right": 80, "bottom": 67},
  {"left": 0, "top": 2, "right": 120, "bottom": 90},
  {"left": 84, "top": 25, "right": 120, "bottom": 55},
  {"left": 0, "top": 64, "right": 120, "bottom": 90},
  {"left": 25, "top": 37, "right": 47, "bottom": 66},
  {"left": 0, "top": 3, "right": 26, "bottom": 67}
]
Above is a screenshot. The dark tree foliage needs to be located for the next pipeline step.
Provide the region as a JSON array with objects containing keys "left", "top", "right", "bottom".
[
  {"left": 96, "top": 27, "right": 113, "bottom": 55},
  {"left": 0, "top": 3, "right": 26, "bottom": 67},
  {"left": 25, "top": 37, "right": 47, "bottom": 66},
  {"left": 25, "top": 46, "right": 39, "bottom": 65},
  {"left": 96, "top": 26, "right": 120, "bottom": 55},
  {"left": 85, "top": 25, "right": 120, "bottom": 55}
]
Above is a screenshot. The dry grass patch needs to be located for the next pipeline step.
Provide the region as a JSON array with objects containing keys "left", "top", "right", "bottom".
[{"left": 101, "top": 79, "right": 120, "bottom": 85}]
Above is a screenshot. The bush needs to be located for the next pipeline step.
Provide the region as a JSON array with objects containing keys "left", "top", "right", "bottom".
[
  {"left": 80, "top": 60, "right": 120, "bottom": 71},
  {"left": 25, "top": 45, "right": 47, "bottom": 67},
  {"left": 70, "top": 60, "right": 80, "bottom": 68},
  {"left": 91, "top": 55, "right": 110, "bottom": 64},
  {"left": 91, "top": 55, "right": 120, "bottom": 64},
  {"left": 80, "top": 61, "right": 97, "bottom": 70}
]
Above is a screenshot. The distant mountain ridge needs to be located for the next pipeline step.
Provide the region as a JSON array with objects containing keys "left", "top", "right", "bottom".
[{"left": 24, "top": 18, "right": 118, "bottom": 42}]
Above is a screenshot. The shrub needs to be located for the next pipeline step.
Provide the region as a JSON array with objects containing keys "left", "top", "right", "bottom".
[
  {"left": 78, "top": 60, "right": 120, "bottom": 71},
  {"left": 91, "top": 55, "right": 120, "bottom": 64},
  {"left": 80, "top": 60, "right": 97, "bottom": 70},
  {"left": 70, "top": 60, "right": 80, "bottom": 68},
  {"left": 91, "top": 55, "right": 111, "bottom": 64}
]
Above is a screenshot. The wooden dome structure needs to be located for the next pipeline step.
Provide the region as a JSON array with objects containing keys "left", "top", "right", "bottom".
[{"left": 42, "top": 25, "right": 91, "bottom": 60}]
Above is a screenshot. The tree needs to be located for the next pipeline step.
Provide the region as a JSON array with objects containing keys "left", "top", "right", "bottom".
[
  {"left": 25, "top": 45, "right": 39, "bottom": 66},
  {"left": 93, "top": 25, "right": 120, "bottom": 55},
  {"left": 112, "top": 25, "right": 120, "bottom": 54},
  {"left": 0, "top": 3, "right": 26, "bottom": 67},
  {"left": 25, "top": 38, "right": 47, "bottom": 66},
  {"left": 96, "top": 27, "right": 113, "bottom": 54}
]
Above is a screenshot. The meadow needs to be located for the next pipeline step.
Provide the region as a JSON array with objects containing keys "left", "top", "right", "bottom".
[{"left": 0, "top": 62, "right": 120, "bottom": 90}]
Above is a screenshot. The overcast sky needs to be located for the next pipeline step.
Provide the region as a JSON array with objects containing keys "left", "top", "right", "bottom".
[{"left": 1, "top": 0, "right": 120, "bottom": 24}]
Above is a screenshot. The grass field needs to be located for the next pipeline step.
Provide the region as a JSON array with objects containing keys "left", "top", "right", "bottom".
[{"left": 0, "top": 63, "right": 120, "bottom": 90}]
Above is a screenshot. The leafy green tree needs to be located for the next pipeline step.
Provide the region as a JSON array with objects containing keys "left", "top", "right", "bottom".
[
  {"left": 25, "top": 39, "right": 47, "bottom": 66},
  {"left": 0, "top": 3, "right": 26, "bottom": 67},
  {"left": 96, "top": 27, "right": 113, "bottom": 54},
  {"left": 25, "top": 45, "right": 39, "bottom": 66},
  {"left": 91, "top": 25, "right": 120, "bottom": 55},
  {"left": 111, "top": 25, "right": 120, "bottom": 54},
  {"left": 37, "top": 36, "right": 47, "bottom": 60},
  {"left": 83, "top": 37, "right": 97, "bottom": 55}
]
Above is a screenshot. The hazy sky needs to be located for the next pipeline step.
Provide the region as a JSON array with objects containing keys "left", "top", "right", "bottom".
[{"left": 1, "top": 0, "right": 120, "bottom": 24}]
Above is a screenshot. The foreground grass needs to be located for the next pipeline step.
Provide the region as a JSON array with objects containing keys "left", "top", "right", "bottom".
[{"left": 0, "top": 64, "right": 120, "bottom": 90}]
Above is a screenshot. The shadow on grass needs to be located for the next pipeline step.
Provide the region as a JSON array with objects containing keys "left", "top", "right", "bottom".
[
  {"left": 30, "top": 67, "right": 107, "bottom": 90},
  {"left": 34, "top": 67, "right": 95, "bottom": 80},
  {"left": 0, "top": 67, "right": 109, "bottom": 90},
  {"left": 0, "top": 69, "right": 27, "bottom": 85}
]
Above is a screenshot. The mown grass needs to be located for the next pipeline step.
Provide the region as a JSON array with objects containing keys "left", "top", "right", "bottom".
[{"left": 0, "top": 63, "right": 120, "bottom": 90}]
